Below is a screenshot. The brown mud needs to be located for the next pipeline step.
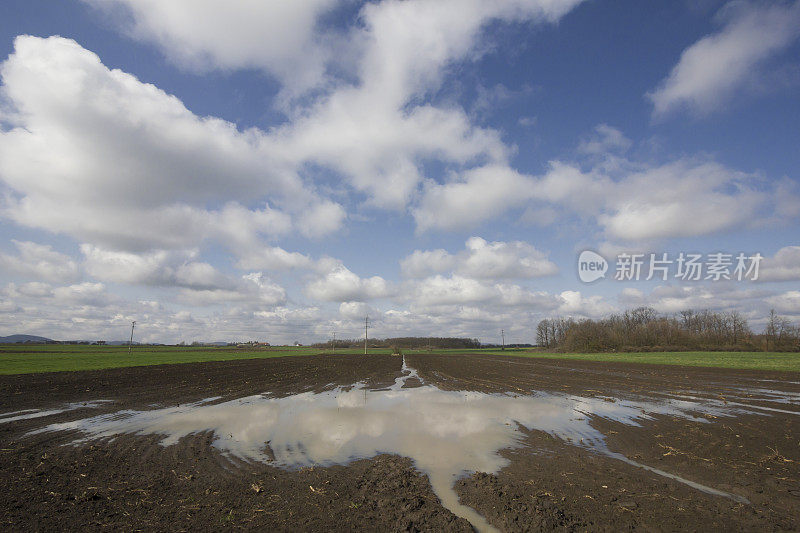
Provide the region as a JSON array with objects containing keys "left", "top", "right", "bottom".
[{"left": 1, "top": 353, "right": 798, "bottom": 531}]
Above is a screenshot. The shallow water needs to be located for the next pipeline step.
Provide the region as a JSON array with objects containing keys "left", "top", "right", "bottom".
[
  {"left": 726, "top": 387, "right": 800, "bottom": 405},
  {"left": 0, "top": 400, "right": 111, "bottom": 424},
  {"left": 655, "top": 389, "right": 800, "bottom": 416},
  {"left": 28, "top": 358, "right": 763, "bottom": 531}
]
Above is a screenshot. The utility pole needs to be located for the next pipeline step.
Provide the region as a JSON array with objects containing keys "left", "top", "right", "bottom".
[
  {"left": 364, "top": 316, "right": 370, "bottom": 355},
  {"left": 501, "top": 329, "right": 505, "bottom": 351},
  {"left": 332, "top": 331, "right": 336, "bottom": 355},
  {"left": 128, "top": 321, "right": 136, "bottom": 356}
]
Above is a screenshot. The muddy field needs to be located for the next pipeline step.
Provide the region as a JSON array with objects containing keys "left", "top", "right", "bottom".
[{"left": 0, "top": 353, "right": 798, "bottom": 532}]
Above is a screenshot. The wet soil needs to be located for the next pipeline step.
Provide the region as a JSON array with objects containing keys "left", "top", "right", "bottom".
[{"left": 1, "top": 353, "right": 798, "bottom": 531}]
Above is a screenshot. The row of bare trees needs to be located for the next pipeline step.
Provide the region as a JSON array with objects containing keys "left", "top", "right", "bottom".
[
  {"left": 765, "top": 310, "right": 800, "bottom": 351},
  {"left": 537, "top": 307, "right": 800, "bottom": 352}
]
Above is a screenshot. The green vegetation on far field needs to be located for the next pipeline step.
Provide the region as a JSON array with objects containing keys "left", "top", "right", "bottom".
[
  {"left": 511, "top": 351, "right": 800, "bottom": 373},
  {"left": 0, "top": 345, "right": 344, "bottom": 375},
  {"left": 0, "top": 344, "right": 797, "bottom": 375}
]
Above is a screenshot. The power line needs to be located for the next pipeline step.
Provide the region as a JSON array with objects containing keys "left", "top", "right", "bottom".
[
  {"left": 128, "top": 321, "right": 136, "bottom": 355},
  {"left": 364, "top": 316, "right": 370, "bottom": 355}
]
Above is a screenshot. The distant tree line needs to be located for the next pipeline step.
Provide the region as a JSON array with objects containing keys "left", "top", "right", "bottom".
[
  {"left": 311, "top": 337, "right": 481, "bottom": 349},
  {"left": 536, "top": 307, "right": 800, "bottom": 352}
]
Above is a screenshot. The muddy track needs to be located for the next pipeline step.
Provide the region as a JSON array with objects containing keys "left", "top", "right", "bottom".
[{"left": 1, "top": 353, "right": 798, "bottom": 531}]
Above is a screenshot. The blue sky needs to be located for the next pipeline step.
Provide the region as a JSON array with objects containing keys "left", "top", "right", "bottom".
[{"left": 0, "top": 0, "right": 798, "bottom": 344}]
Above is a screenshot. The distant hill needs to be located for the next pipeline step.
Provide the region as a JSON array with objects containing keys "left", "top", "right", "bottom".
[{"left": 0, "top": 334, "right": 55, "bottom": 343}]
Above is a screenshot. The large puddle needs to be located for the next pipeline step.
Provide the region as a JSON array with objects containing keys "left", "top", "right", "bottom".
[{"left": 24, "top": 358, "right": 793, "bottom": 532}]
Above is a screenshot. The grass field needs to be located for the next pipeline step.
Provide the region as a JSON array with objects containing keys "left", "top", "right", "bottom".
[
  {"left": 0, "top": 344, "right": 798, "bottom": 374},
  {"left": 512, "top": 350, "right": 800, "bottom": 372},
  {"left": 0, "top": 344, "right": 329, "bottom": 375}
]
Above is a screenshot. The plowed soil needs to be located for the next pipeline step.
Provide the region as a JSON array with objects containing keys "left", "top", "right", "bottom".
[{"left": 1, "top": 353, "right": 798, "bottom": 531}]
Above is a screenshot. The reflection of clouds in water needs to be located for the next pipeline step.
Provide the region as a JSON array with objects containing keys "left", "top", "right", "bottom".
[
  {"left": 655, "top": 389, "right": 800, "bottom": 416},
  {"left": 727, "top": 387, "right": 800, "bottom": 404},
  {"left": 0, "top": 400, "right": 112, "bottom": 424},
  {"left": 30, "top": 361, "right": 769, "bottom": 531}
]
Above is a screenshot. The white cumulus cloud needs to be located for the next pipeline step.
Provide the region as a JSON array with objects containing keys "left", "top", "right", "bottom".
[
  {"left": 648, "top": 1, "right": 800, "bottom": 116},
  {"left": 401, "top": 237, "right": 558, "bottom": 279},
  {"left": 758, "top": 246, "right": 800, "bottom": 281},
  {"left": 0, "top": 35, "right": 343, "bottom": 252},
  {"left": 82, "top": 0, "right": 341, "bottom": 98},
  {"left": 0, "top": 240, "right": 80, "bottom": 283},
  {"left": 305, "top": 264, "right": 393, "bottom": 302}
]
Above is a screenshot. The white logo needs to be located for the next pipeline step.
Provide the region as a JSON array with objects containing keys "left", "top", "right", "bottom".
[{"left": 578, "top": 250, "right": 608, "bottom": 283}]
